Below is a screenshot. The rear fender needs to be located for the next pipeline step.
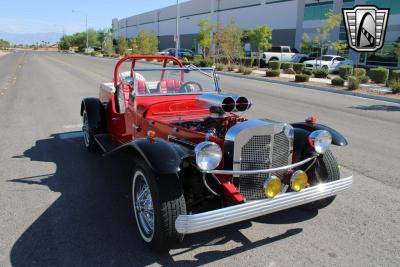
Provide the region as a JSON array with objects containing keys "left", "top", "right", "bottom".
[
  {"left": 291, "top": 122, "right": 348, "bottom": 146},
  {"left": 80, "top": 97, "right": 106, "bottom": 132}
]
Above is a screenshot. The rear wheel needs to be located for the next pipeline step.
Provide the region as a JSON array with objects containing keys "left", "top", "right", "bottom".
[
  {"left": 302, "top": 150, "right": 340, "bottom": 210},
  {"left": 82, "top": 110, "right": 98, "bottom": 151},
  {"left": 132, "top": 160, "right": 186, "bottom": 251}
]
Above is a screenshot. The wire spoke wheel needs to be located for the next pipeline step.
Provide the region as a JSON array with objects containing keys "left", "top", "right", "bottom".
[
  {"left": 133, "top": 170, "right": 154, "bottom": 241},
  {"left": 82, "top": 111, "right": 90, "bottom": 147}
]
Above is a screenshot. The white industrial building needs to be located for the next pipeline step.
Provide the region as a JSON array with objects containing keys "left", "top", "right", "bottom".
[{"left": 113, "top": 0, "right": 400, "bottom": 68}]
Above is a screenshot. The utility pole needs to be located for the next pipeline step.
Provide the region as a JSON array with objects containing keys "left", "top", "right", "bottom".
[
  {"left": 175, "top": 0, "right": 180, "bottom": 57},
  {"left": 72, "top": 10, "right": 89, "bottom": 51}
]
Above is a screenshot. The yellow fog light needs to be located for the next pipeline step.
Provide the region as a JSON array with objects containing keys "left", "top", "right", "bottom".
[
  {"left": 290, "top": 170, "right": 308, "bottom": 192},
  {"left": 264, "top": 176, "right": 282, "bottom": 199}
]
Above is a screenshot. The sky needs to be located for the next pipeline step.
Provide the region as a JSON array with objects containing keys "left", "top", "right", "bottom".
[{"left": 0, "top": 0, "right": 190, "bottom": 35}]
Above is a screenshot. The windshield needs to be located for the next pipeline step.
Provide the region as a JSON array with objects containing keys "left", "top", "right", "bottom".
[
  {"left": 130, "top": 67, "right": 218, "bottom": 96},
  {"left": 316, "top": 56, "right": 333, "bottom": 61}
]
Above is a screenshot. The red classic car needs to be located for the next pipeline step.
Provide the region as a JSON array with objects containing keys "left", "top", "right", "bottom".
[{"left": 80, "top": 55, "right": 353, "bottom": 251}]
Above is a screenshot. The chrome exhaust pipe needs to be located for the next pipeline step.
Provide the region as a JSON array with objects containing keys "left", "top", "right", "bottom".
[
  {"left": 234, "top": 96, "right": 251, "bottom": 112},
  {"left": 197, "top": 94, "right": 235, "bottom": 113}
]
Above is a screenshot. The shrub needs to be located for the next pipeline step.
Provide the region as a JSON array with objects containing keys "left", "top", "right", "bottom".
[
  {"left": 295, "top": 74, "right": 310, "bottom": 82},
  {"left": 359, "top": 75, "right": 369, "bottom": 84},
  {"left": 347, "top": 76, "right": 360, "bottom": 90},
  {"left": 281, "top": 62, "right": 293, "bottom": 70},
  {"left": 238, "top": 65, "right": 246, "bottom": 73},
  {"left": 90, "top": 51, "right": 103, "bottom": 57},
  {"left": 313, "top": 67, "right": 329, "bottom": 78},
  {"left": 391, "top": 70, "right": 400, "bottom": 80},
  {"left": 193, "top": 58, "right": 213, "bottom": 67},
  {"left": 302, "top": 69, "right": 312, "bottom": 76},
  {"left": 268, "top": 60, "right": 281, "bottom": 70},
  {"left": 216, "top": 64, "right": 224, "bottom": 71},
  {"left": 369, "top": 67, "right": 389, "bottom": 83},
  {"left": 339, "top": 65, "right": 353, "bottom": 80},
  {"left": 227, "top": 65, "right": 235, "bottom": 71},
  {"left": 354, "top": 68, "right": 366, "bottom": 77},
  {"left": 243, "top": 68, "right": 253, "bottom": 75},
  {"left": 266, "top": 69, "right": 280, "bottom": 77},
  {"left": 293, "top": 63, "right": 305, "bottom": 74},
  {"left": 331, "top": 77, "right": 345, "bottom": 86},
  {"left": 388, "top": 79, "right": 400, "bottom": 94}
]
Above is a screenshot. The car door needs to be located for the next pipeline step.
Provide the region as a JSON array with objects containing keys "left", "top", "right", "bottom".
[
  {"left": 332, "top": 57, "right": 344, "bottom": 69},
  {"left": 281, "top": 46, "right": 291, "bottom": 61}
]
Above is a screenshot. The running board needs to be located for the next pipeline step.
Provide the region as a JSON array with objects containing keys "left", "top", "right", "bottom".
[{"left": 94, "top": 134, "right": 117, "bottom": 153}]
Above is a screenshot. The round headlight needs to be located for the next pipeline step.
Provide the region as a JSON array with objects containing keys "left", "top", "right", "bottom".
[
  {"left": 309, "top": 130, "right": 332, "bottom": 154},
  {"left": 283, "top": 124, "right": 294, "bottom": 140},
  {"left": 194, "top": 141, "right": 222, "bottom": 171}
]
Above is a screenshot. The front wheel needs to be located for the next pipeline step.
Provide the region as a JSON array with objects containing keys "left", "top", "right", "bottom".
[
  {"left": 132, "top": 160, "right": 186, "bottom": 251},
  {"left": 301, "top": 150, "right": 340, "bottom": 210}
]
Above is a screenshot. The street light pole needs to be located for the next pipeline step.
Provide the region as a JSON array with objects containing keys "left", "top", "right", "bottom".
[
  {"left": 85, "top": 13, "right": 88, "bottom": 51},
  {"left": 175, "top": 0, "right": 180, "bottom": 56},
  {"left": 72, "top": 10, "right": 89, "bottom": 51}
]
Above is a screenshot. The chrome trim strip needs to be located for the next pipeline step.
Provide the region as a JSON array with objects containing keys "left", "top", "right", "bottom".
[
  {"left": 204, "top": 156, "right": 316, "bottom": 175},
  {"left": 175, "top": 176, "right": 353, "bottom": 234}
]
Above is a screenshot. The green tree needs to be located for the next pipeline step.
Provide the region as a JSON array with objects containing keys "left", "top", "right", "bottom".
[
  {"left": 58, "top": 35, "right": 74, "bottom": 50},
  {"left": 116, "top": 36, "right": 127, "bottom": 55},
  {"left": 330, "top": 40, "right": 348, "bottom": 56},
  {"left": 315, "top": 11, "right": 342, "bottom": 56},
  {"left": 0, "top": 39, "right": 11, "bottom": 49},
  {"left": 393, "top": 37, "right": 400, "bottom": 58},
  {"left": 214, "top": 19, "right": 244, "bottom": 65},
  {"left": 136, "top": 31, "right": 158, "bottom": 54},
  {"left": 102, "top": 35, "right": 114, "bottom": 56},
  {"left": 128, "top": 38, "right": 139, "bottom": 54},
  {"left": 198, "top": 18, "right": 214, "bottom": 59},
  {"left": 248, "top": 24, "right": 272, "bottom": 67}
]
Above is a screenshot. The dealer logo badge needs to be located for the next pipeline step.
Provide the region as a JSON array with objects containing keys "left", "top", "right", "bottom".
[{"left": 342, "top": 5, "right": 389, "bottom": 52}]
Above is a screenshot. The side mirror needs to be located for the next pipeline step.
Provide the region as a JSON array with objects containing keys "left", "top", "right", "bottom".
[{"left": 115, "top": 83, "right": 126, "bottom": 114}]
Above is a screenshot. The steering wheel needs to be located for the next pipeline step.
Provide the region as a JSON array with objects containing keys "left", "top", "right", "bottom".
[{"left": 180, "top": 81, "right": 203, "bottom": 93}]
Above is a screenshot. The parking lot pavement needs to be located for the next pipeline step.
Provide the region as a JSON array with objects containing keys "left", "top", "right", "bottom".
[{"left": 0, "top": 51, "right": 399, "bottom": 266}]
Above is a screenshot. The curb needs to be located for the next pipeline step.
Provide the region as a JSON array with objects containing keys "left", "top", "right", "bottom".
[{"left": 217, "top": 71, "right": 400, "bottom": 105}]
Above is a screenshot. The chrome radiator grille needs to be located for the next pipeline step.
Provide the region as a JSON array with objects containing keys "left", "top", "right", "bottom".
[{"left": 239, "top": 132, "right": 290, "bottom": 200}]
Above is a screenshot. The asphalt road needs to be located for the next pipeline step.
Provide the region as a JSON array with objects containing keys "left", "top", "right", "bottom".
[{"left": 0, "top": 51, "right": 399, "bottom": 267}]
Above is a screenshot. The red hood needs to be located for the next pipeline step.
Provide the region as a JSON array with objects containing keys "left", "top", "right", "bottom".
[{"left": 136, "top": 95, "right": 210, "bottom": 120}]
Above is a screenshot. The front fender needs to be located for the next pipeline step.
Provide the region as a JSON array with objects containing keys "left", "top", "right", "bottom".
[
  {"left": 111, "top": 137, "right": 193, "bottom": 175},
  {"left": 291, "top": 122, "right": 348, "bottom": 146}
]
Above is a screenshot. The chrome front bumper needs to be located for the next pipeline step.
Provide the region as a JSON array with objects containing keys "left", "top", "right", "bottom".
[{"left": 175, "top": 176, "right": 353, "bottom": 234}]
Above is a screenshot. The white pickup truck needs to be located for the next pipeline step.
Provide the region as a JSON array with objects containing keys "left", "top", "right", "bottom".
[{"left": 261, "top": 46, "right": 308, "bottom": 67}]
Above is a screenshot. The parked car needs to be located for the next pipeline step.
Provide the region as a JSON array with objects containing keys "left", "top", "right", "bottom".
[
  {"left": 261, "top": 46, "right": 308, "bottom": 67},
  {"left": 158, "top": 48, "right": 194, "bottom": 59},
  {"left": 80, "top": 55, "right": 353, "bottom": 251},
  {"left": 304, "top": 55, "right": 353, "bottom": 73},
  {"left": 158, "top": 48, "right": 174, "bottom": 55}
]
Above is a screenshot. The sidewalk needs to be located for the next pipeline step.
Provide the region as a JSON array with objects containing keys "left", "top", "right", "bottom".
[{"left": 251, "top": 69, "right": 391, "bottom": 93}]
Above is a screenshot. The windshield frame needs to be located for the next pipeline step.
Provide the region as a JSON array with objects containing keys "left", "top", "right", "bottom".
[{"left": 130, "top": 66, "right": 221, "bottom": 97}]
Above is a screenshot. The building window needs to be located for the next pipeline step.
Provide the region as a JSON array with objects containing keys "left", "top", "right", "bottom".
[
  {"left": 304, "top": 2, "right": 333, "bottom": 21},
  {"left": 366, "top": 0, "right": 400, "bottom": 14},
  {"left": 342, "top": 0, "right": 355, "bottom": 9},
  {"left": 366, "top": 43, "right": 399, "bottom": 67}
]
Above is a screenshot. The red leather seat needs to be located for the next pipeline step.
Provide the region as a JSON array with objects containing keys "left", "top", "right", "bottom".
[
  {"left": 137, "top": 80, "right": 147, "bottom": 95},
  {"left": 158, "top": 80, "right": 182, "bottom": 94}
]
